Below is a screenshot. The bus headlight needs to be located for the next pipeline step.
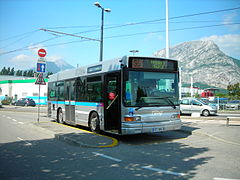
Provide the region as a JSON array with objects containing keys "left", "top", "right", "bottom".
[{"left": 124, "top": 116, "right": 141, "bottom": 122}]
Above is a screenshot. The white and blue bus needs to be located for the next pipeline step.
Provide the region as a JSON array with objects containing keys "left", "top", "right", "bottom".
[{"left": 47, "top": 56, "right": 181, "bottom": 135}]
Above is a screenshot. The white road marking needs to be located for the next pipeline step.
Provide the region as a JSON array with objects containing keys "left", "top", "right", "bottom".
[
  {"left": 142, "top": 165, "right": 186, "bottom": 176},
  {"left": 92, "top": 152, "right": 122, "bottom": 162},
  {"left": 17, "top": 137, "right": 24, "bottom": 141},
  {"left": 12, "top": 119, "right": 17, "bottom": 122},
  {"left": 213, "top": 178, "right": 240, "bottom": 180},
  {"left": 18, "top": 122, "right": 24, "bottom": 124},
  {"left": 17, "top": 137, "right": 32, "bottom": 146}
]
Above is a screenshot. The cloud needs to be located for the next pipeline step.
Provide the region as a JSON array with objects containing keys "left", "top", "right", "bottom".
[
  {"left": 10, "top": 54, "right": 32, "bottom": 63},
  {"left": 9, "top": 54, "right": 35, "bottom": 69},
  {"left": 201, "top": 34, "right": 240, "bottom": 59},
  {"left": 28, "top": 44, "right": 47, "bottom": 56},
  {"left": 222, "top": 12, "right": 240, "bottom": 31}
]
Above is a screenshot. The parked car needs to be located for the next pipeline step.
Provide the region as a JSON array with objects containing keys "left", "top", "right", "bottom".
[
  {"left": 0, "top": 101, "right": 2, "bottom": 108},
  {"left": 14, "top": 98, "right": 36, "bottom": 107},
  {"left": 180, "top": 97, "right": 218, "bottom": 116},
  {"left": 226, "top": 100, "right": 240, "bottom": 110}
]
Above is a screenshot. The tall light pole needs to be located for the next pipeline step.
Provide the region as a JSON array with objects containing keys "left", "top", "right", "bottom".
[
  {"left": 129, "top": 50, "right": 139, "bottom": 56},
  {"left": 94, "top": 2, "right": 111, "bottom": 62},
  {"left": 165, "top": 0, "right": 169, "bottom": 58}
]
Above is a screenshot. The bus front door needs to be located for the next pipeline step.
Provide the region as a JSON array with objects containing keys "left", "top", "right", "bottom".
[
  {"left": 104, "top": 72, "right": 121, "bottom": 133},
  {"left": 65, "top": 80, "right": 75, "bottom": 124}
]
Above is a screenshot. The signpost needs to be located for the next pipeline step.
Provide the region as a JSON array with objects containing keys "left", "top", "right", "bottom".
[
  {"left": 38, "top": 48, "right": 47, "bottom": 57},
  {"left": 37, "top": 63, "right": 46, "bottom": 73},
  {"left": 36, "top": 49, "right": 47, "bottom": 123}
]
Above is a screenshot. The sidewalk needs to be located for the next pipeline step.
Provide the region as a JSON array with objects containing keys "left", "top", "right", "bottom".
[
  {"left": 180, "top": 118, "right": 240, "bottom": 146},
  {"left": 34, "top": 120, "right": 118, "bottom": 148}
]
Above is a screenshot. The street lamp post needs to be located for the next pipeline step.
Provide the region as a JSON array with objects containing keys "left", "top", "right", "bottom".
[
  {"left": 129, "top": 50, "right": 139, "bottom": 55},
  {"left": 94, "top": 2, "right": 111, "bottom": 62}
]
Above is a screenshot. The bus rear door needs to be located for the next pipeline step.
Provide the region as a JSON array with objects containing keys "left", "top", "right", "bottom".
[{"left": 65, "top": 80, "right": 75, "bottom": 124}]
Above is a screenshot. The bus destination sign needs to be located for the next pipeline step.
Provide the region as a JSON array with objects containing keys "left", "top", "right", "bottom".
[{"left": 129, "top": 57, "right": 177, "bottom": 71}]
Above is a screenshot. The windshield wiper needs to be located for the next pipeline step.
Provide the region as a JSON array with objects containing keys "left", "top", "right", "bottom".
[
  {"left": 163, "top": 97, "right": 176, "bottom": 109},
  {"left": 135, "top": 97, "right": 177, "bottom": 110},
  {"left": 153, "top": 97, "right": 176, "bottom": 109},
  {"left": 135, "top": 106, "right": 143, "bottom": 111}
]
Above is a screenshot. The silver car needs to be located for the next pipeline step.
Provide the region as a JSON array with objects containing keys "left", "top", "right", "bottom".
[
  {"left": 180, "top": 97, "right": 217, "bottom": 116},
  {"left": 225, "top": 100, "right": 240, "bottom": 110}
]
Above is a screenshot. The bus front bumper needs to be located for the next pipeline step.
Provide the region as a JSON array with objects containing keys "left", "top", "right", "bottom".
[{"left": 121, "top": 120, "right": 182, "bottom": 135}]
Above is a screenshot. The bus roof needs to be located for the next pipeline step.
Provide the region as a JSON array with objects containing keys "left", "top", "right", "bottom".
[{"left": 48, "top": 56, "right": 178, "bottom": 82}]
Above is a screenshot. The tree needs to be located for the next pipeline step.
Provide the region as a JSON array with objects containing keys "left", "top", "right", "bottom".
[
  {"left": 0, "top": 67, "right": 7, "bottom": 75},
  {"left": 16, "top": 70, "right": 23, "bottom": 76},
  {"left": 27, "top": 70, "right": 34, "bottom": 77},
  {"left": 10, "top": 68, "right": 15, "bottom": 75},
  {"left": 23, "top": 71, "right": 27, "bottom": 76},
  {"left": 7, "top": 67, "right": 11, "bottom": 75},
  {"left": 46, "top": 72, "right": 53, "bottom": 78},
  {"left": 227, "top": 83, "right": 240, "bottom": 99}
]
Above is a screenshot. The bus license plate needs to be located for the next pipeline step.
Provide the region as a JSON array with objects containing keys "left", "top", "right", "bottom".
[{"left": 152, "top": 127, "right": 165, "bottom": 132}]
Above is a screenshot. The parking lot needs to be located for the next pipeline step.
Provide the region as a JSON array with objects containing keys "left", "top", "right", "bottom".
[{"left": 0, "top": 106, "right": 240, "bottom": 179}]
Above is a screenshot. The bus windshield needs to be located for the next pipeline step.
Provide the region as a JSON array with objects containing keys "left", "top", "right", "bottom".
[{"left": 124, "top": 71, "right": 179, "bottom": 107}]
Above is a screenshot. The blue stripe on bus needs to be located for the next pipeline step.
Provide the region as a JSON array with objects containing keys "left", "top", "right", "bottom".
[{"left": 48, "top": 101, "right": 103, "bottom": 107}]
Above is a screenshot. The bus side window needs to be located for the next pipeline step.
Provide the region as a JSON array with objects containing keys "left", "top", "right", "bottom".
[{"left": 87, "top": 82, "right": 102, "bottom": 102}]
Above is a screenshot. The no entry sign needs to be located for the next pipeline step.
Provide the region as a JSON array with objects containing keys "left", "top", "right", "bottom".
[{"left": 38, "top": 49, "right": 47, "bottom": 57}]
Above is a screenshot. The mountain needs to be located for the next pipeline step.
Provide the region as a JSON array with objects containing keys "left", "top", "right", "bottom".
[
  {"left": 154, "top": 40, "right": 240, "bottom": 89},
  {"left": 33, "top": 58, "right": 74, "bottom": 74},
  {"left": 45, "top": 59, "right": 74, "bottom": 73}
]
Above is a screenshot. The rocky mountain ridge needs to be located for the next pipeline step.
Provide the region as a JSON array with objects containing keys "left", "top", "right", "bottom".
[{"left": 154, "top": 40, "right": 240, "bottom": 89}]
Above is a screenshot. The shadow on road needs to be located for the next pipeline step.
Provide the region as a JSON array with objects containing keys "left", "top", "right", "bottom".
[{"left": 0, "top": 135, "right": 212, "bottom": 180}]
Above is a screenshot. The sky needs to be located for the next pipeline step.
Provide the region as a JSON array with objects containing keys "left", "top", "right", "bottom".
[{"left": 0, "top": 0, "right": 239, "bottom": 70}]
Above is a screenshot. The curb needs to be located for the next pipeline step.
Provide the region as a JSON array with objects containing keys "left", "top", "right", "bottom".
[
  {"left": 55, "top": 133, "right": 101, "bottom": 148},
  {"left": 50, "top": 121, "right": 119, "bottom": 148},
  {"left": 54, "top": 133, "right": 118, "bottom": 148}
]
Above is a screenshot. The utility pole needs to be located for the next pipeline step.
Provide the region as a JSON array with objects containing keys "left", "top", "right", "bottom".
[{"left": 166, "top": 0, "right": 170, "bottom": 58}]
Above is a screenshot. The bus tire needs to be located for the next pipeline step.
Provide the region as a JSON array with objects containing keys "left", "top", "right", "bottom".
[
  {"left": 57, "top": 108, "right": 64, "bottom": 123},
  {"left": 89, "top": 112, "right": 100, "bottom": 133},
  {"left": 202, "top": 109, "right": 210, "bottom": 117}
]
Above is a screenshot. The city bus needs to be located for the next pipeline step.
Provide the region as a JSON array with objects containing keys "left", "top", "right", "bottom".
[{"left": 47, "top": 56, "right": 181, "bottom": 135}]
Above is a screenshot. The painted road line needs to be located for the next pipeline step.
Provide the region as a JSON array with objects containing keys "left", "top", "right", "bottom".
[
  {"left": 92, "top": 152, "right": 122, "bottom": 162},
  {"left": 17, "top": 137, "right": 32, "bottom": 146},
  {"left": 12, "top": 119, "right": 17, "bottom": 122},
  {"left": 18, "top": 122, "right": 24, "bottom": 124},
  {"left": 213, "top": 178, "right": 240, "bottom": 180},
  {"left": 142, "top": 165, "right": 186, "bottom": 176}
]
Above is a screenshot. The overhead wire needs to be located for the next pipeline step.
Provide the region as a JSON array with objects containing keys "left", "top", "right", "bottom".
[
  {"left": 1, "top": 22, "right": 238, "bottom": 55},
  {"left": 0, "top": 7, "right": 239, "bottom": 55}
]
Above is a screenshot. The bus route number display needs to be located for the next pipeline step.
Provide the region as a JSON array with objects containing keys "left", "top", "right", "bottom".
[{"left": 129, "top": 58, "right": 177, "bottom": 71}]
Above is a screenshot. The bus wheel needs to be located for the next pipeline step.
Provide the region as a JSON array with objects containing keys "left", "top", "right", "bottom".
[
  {"left": 57, "top": 108, "right": 64, "bottom": 123},
  {"left": 89, "top": 112, "right": 100, "bottom": 133},
  {"left": 202, "top": 110, "right": 210, "bottom": 117}
]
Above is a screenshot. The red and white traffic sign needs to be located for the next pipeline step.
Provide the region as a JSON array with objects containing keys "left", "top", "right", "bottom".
[{"left": 38, "top": 49, "right": 47, "bottom": 57}]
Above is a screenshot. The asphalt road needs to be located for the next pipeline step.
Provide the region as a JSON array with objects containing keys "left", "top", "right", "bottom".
[{"left": 0, "top": 107, "right": 240, "bottom": 180}]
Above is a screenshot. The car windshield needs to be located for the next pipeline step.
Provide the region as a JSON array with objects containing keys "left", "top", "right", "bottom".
[{"left": 123, "top": 71, "right": 179, "bottom": 107}]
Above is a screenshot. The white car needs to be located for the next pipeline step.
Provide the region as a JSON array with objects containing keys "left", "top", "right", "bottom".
[{"left": 180, "top": 97, "right": 217, "bottom": 116}]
